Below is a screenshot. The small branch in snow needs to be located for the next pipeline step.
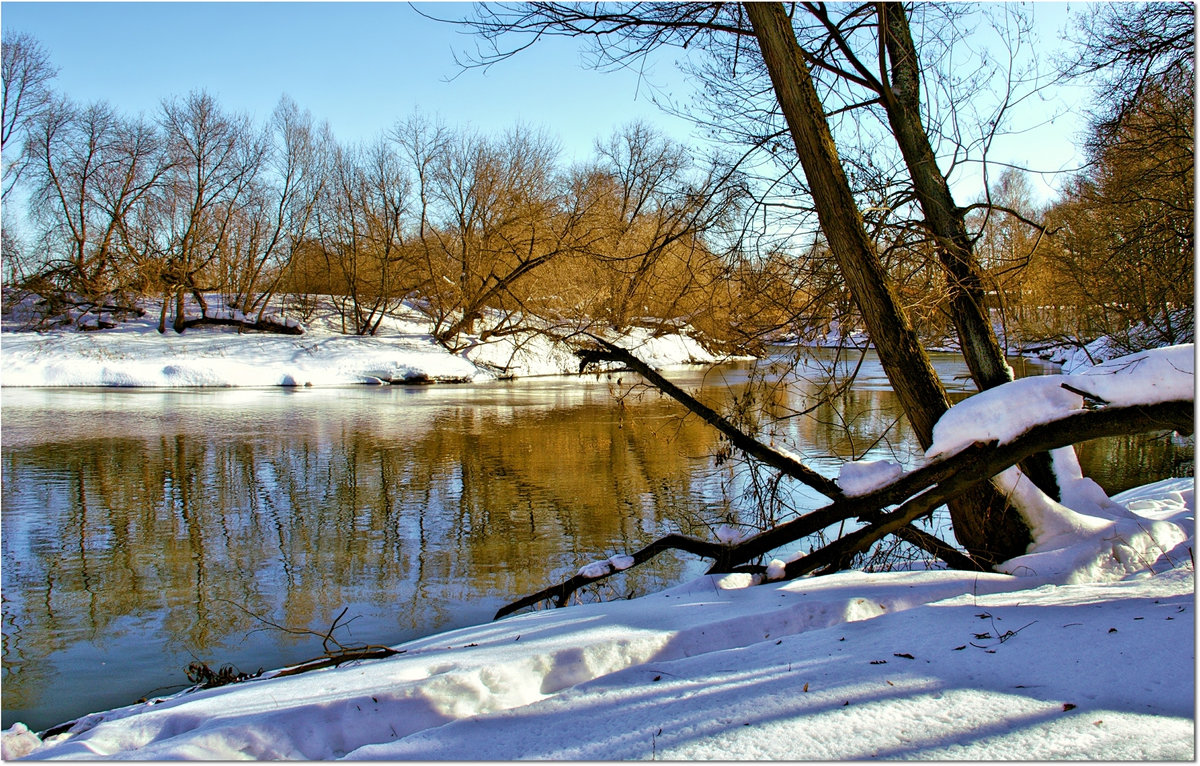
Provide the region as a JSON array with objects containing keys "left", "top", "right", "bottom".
[
  {"left": 969, "top": 620, "right": 1038, "bottom": 649},
  {"left": 1060, "top": 382, "right": 1110, "bottom": 409},
  {"left": 214, "top": 600, "right": 401, "bottom": 681},
  {"left": 270, "top": 646, "right": 404, "bottom": 678}
]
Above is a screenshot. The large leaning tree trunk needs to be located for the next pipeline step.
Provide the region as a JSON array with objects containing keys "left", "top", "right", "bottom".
[
  {"left": 875, "top": 3, "right": 1060, "bottom": 501},
  {"left": 876, "top": 4, "right": 1012, "bottom": 392},
  {"left": 745, "top": 1, "right": 1031, "bottom": 565}
]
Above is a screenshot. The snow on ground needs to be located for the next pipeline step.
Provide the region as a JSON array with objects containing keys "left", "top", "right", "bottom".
[
  {"left": 0, "top": 295, "right": 718, "bottom": 387},
  {"left": 3, "top": 475, "right": 1192, "bottom": 760}
]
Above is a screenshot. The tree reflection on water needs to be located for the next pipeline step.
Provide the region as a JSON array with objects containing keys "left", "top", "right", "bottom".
[{"left": 1, "top": 360, "right": 1191, "bottom": 731}]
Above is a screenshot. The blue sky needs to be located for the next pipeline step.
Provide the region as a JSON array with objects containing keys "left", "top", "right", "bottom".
[
  {"left": 0, "top": 2, "right": 699, "bottom": 163},
  {"left": 2, "top": 1, "right": 1090, "bottom": 202}
]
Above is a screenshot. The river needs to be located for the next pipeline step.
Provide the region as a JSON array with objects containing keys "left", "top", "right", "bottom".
[{"left": 2, "top": 351, "right": 1191, "bottom": 731}]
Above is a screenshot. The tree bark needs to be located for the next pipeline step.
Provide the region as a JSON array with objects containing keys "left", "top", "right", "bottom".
[
  {"left": 876, "top": 3, "right": 1012, "bottom": 392},
  {"left": 876, "top": 3, "right": 1062, "bottom": 511},
  {"left": 745, "top": 1, "right": 1031, "bottom": 564}
]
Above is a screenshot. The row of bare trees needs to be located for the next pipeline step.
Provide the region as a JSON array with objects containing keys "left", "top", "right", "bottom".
[
  {"left": 4, "top": 77, "right": 324, "bottom": 334},
  {"left": 2, "top": 35, "right": 755, "bottom": 344},
  {"left": 2, "top": 3, "right": 1191, "bottom": 360}
]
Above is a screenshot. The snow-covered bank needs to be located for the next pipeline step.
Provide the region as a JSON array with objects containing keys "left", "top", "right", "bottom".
[
  {"left": 1021, "top": 317, "right": 1195, "bottom": 374},
  {"left": 3, "top": 478, "right": 1193, "bottom": 761},
  {"left": 0, "top": 295, "right": 719, "bottom": 387}
]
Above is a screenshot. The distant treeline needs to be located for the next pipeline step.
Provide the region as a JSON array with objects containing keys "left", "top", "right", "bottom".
[{"left": 1, "top": 23, "right": 1191, "bottom": 354}]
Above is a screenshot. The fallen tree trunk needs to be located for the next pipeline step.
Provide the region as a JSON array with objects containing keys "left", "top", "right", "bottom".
[
  {"left": 495, "top": 534, "right": 730, "bottom": 619},
  {"left": 778, "top": 398, "right": 1191, "bottom": 579},
  {"left": 270, "top": 646, "right": 403, "bottom": 678},
  {"left": 495, "top": 398, "right": 1192, "bottom": 619},
  {"left": 177, "top": 315, "right": 304, "bottom": 335}
]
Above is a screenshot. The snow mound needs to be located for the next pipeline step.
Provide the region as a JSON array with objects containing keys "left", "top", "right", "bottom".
[
  {"left": 578, "top": 554, "right": 640, "bottom": 579},
  {"left": 463, "top": 329, "right": 584, "bottom": 378},
  {"left": 998, "top": 477, "right": 1194, "bottom": 584},
  {"left": 1, "top": 723, "right": 40, "bottom": 760},
  {"left": 622, "top": 327, "right": 718, "bottom": 367},
  {"left": 714, "top": 524, "right": 745, "bottom": 544},
  {"left": 838, "top": 459, "right": 904, "bottom": 496},
  {"left": 929, "top": 345, "right": 1193, "bottom": 460}
]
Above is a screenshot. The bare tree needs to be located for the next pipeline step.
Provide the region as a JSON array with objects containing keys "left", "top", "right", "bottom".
[
  {"left": 1064, "top": 1, "right": 1194, "bottom": 156},
  {"left": 314, "top": 137, "right": 417, "bottom": 335},
  {"left": 1, "top": 30, "right": 57, "bottom": 200},
  {"left": 220, "top": 96, "right": 328, "bottom": 325},
  {"left": 417, "top": 124, "right": 581, "bottom": 346},
  {"left": 459, "top": 4, "right": 1043, "bottom": 392},
  {"left": 152, "top": 90, "right": 267, "bottom": 333},
  {"left": 390, "top": 112, "right": 451, "bottom": 326},
  {"left": 584, "top": 121, "right": 742, "bottom": 332},
  {"left": 24, "top": 98, "right": 167, "bottom": 324}
]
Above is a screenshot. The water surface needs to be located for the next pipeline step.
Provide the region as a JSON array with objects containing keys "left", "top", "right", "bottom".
[{"left": 2, "top": 353, "right": 1190, "bottom": 731}]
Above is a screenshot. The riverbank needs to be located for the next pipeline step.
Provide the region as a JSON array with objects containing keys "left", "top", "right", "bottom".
[
  {"left": 0, "top": 293, "right": 721, "bottom": 387},
  {"left": 2, "top": 291, "right": 1164, "bottom": 388},
  {"left": 4, "top": 475, "right": 1193, "bottom": 760}
]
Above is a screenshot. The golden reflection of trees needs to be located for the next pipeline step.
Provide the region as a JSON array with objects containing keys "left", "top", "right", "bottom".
[
  {"left": 1075, "top": 432, "right": 1194, "bottom": 496},
  {"left": 3, "top": 375, "right": 1185, "bottom": 725},
  {"left": 1, "top": 389, "right": 730, "bottom": 721}
]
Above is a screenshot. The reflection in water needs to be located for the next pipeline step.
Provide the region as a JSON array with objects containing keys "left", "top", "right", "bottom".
[
  {"left": 2, "top": 379, "right": 736, "bottom": 731},
  {"left": 1, "top": 354, "right": 1191, "bottom": 731}
]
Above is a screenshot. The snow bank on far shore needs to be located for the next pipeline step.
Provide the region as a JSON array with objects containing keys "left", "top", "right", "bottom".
[
  {"left": 1025, "top": 318, "right": 1194, "bottom": 374},
  {"left": 0, "top": 295, "right": 720, "bottom": 388}
]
